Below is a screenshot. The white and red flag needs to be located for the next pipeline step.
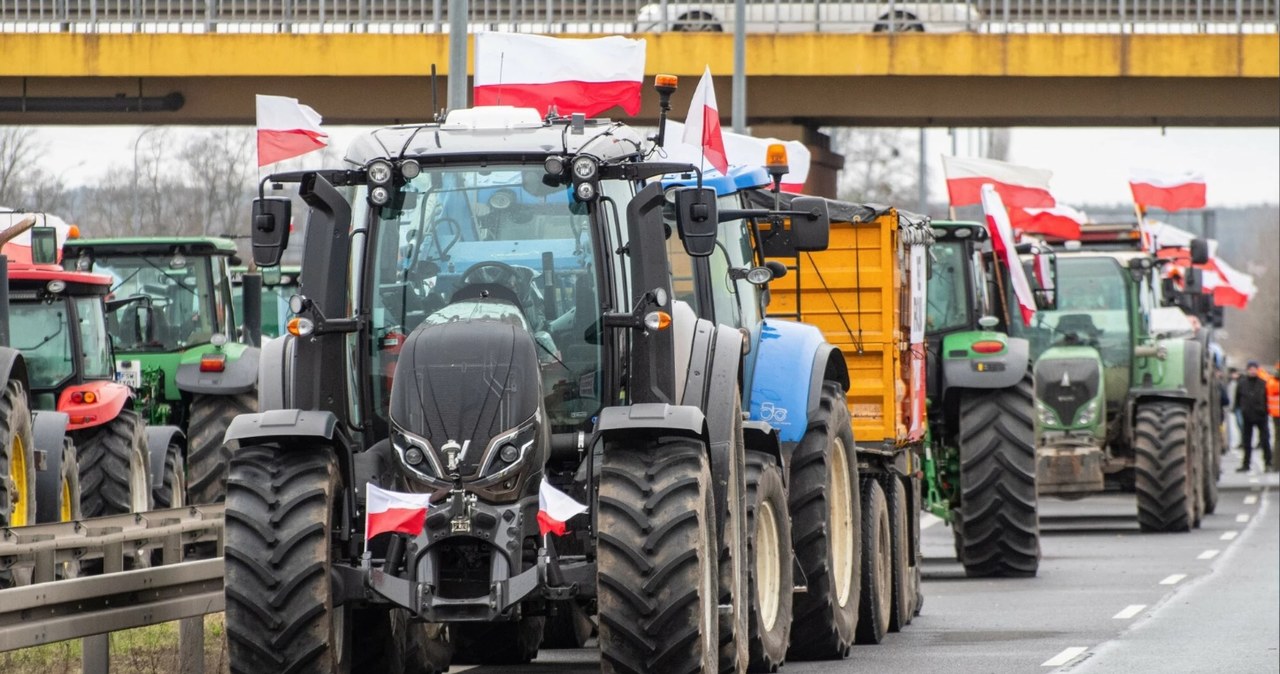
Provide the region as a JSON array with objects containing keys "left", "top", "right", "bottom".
[
  {"left": 0, "top": 211, "right": 77, "bottom": 264},
  {"left": 256, "top": 95, "right": 328, "bottom": 167},
  {"left": 365, "top": 483, "right": 432, "bottom": 542},
  {"left": 662, "top": 120, "right": 811, "bottom": 191},
  {"left": 942, "top": 155, "right": 1055, "bottom": 209},
  {"left": 1129, "top": 170, "right": 1206, "bottom": 212},
  {"left": 537, "top": 480, "right": 588, "bottom": 537},
  {"left": 980, "top": 184, "right": 1038, "bottom": 326},
  {"left": 1010, "top": 204, "right": 1087, "bottom": 240},
  {"left": 682, "top": 66, "right": 729, "bottom": 176},
  {"left": 473, "top": 34, "right": 645, "bottom": 117}
]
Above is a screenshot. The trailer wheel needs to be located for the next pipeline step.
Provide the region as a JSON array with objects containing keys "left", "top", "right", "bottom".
[
  {"left": 187, "top": 391, "right": 257, "bottom": 504},
  {"left": 885, "top": 474, "right": 914, "bottom": 632},
  {"left": 745, "top": 450, "right": 792, "bottom": 672},
  {"left": 786, "top": 381, "right": 860, "bottom": 661},
  {"left": 77, "top": 409, "right": 151, "bottom": 517},
  {"left": 1134, "top": 401, "right": 1196, "bottom": 533},
  {"left": 225, "top": 444, "right": 346, "bottom": 673},
  {"left": 855, "top": 477, "right": 892, "bottom": 645},
  {"left": 598, "top": 436, "right": 718, "bottom": 674},
  {"left": 0, "top": 378, "right": 36, "bottom": 530},
  {"left": 452, "top": 617, "right": 545, "bottom": 665},
  {"left": 152, "top": 439, "right": 186, "bottom": 509},
  {"left": 955, "top": 379, "right": 1040, "bottom": 577}
]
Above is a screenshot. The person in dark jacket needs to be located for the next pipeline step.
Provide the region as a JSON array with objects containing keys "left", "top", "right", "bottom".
[{"left": 1235, "top": 361, "right": 1272, "bottom": 472}]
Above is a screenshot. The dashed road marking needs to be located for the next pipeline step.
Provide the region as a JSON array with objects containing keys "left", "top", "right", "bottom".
[
  {"left": 1042, "top": 647, "right": 1089, "bottom": 667},
  {"left": 1197, "top": 549, "right": 1220, "bottom": 560},
  {"left": 1112, "top": 604, "right": 1146, "bottom": 620},
  {"left": 1221, "top": 531, "right": 1239, "bottom": 541},
  {"left": 1244, "top": 495, "right": 1259, "bottom": 505},
  {"left": 1159, "top": 574, "right": 1186, "bottom": 585},
  {"left": 921, "top": 513, "right": 943, "bottom": 530},
  {"left": 1249, "top": 477, "right": 1260, "bottom": 483},
  {"left": 1236, "top": 513, "right": 1251, "bottom": 523}
]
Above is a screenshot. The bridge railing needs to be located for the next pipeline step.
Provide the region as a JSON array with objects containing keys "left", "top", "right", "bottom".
[{"left": 0, "top": 0, "right": 1275, "bottom": 33}]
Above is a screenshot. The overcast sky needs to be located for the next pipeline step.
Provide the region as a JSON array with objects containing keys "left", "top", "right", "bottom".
[{"left": 28, "top": 124, "right": 1280, "bottom": 208}]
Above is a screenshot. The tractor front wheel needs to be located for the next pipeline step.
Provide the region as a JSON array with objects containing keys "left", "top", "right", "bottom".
[
  {"left": 1134, "top": 401, "right": 1196, "bottom": 533},
  {"left": 77, "top": 409, "right": 151, "bottom": 517},
  {"left": 0, "top": 378, "right": 36, "bottom": 530}
]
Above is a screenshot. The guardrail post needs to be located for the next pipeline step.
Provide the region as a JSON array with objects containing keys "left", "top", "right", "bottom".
[
  {"left": 179, "top": 619, "right": 205, "bottom": 674},
  {"left": 83, "top": 540, "right": 125, "bottom": 674}
]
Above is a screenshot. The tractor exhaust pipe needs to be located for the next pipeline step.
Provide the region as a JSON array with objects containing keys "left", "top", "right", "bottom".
[{"left": 242, "top": 272, "right": 263, "bottom": 347}]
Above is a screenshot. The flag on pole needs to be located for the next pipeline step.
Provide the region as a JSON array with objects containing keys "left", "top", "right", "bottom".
[
  {"left": 365, "top": 483, "right": 432, "bottom": 542},
  {"left": 682, "top": 66, "right": 729, "bottom": 176},
  {"left": 537, "top": 480, "right": 588, "bottom": 537},
  {"left": 1010, "top": 205, "right": 1087, "bottom": 240},
  {"left": 1129, "top": 170, "right": 1206, "bottom": 212},
  {"left": 473, "top": 34, "right": 646, "bottom": 117},
  {"left": 942, "top": 155, "right": 1055, "bottom": 209},
  {"left": 661, "top": 120, "right": 812, "bottom": 191},
  {"left": 256, "top": 95, "right": 328, "bottom": 167},
  {"left": 980, "top": 184, "right": 1038, "bottom": 326}
]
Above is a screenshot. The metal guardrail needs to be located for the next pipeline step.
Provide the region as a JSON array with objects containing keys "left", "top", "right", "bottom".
[
  {"left": 0, "top": 0, "right": 1275, "bottom": 33},
  {"left": 0, "top": 505, "right": 225, "bottom": 674}
]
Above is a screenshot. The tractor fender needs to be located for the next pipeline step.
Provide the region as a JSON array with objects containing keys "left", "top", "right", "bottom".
[
  {"left": 0, "top": 347, "right": 29, "bottom": 392},
  {"left": 257, "top": 335, "right": 297, "bottom": 411},
  {"left": 32, "top": 411, "right": 70, "bottom": 524},
  {"left": 941, "top": 333, "right": 1030, "bottom": 392},
  {"left": 57, "top": 381, "right": 131, "bottom": 432},
  {"left": 748, "top": 319, "right": 843, "bottom": 444},
  {"left": 223, "top": 409, "right": 339, "bottom": 447},
  {"left": 678, "top": 320, "right": 746, "bottom": 531},
  {"left": 743, "top": 419, "right": 784, "bottom": 472},
  {"left": 176, "top": 345, "right": 260, "bottom": 395},
  {"left": 145, "top": 425, "right": 185, "bottom": 494},
  {"left": 595, "top": 403, "right": 708, "bottom": 447},
  {"left": 1131, "top": 339, "right": 1200, "bottom": 402}
]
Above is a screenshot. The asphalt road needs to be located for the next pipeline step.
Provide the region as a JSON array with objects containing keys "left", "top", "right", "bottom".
[{"left": 452, "top": 449, "right": 1279, "bottom": 674}]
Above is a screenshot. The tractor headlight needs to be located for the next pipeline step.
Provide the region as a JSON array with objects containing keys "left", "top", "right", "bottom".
[
  {"left": 392, "top": 428, "right": 445, "bottom": 484},
  {"left": 1075, "top": 399, "right": 1100, "bottom": 426},
  {"left": 574, "top": 181, "right": 597, "bottom": 202},
  {"left": 476, "top": 414, "right": 539, "bottom": 484},
  {"left": 399, "top": 159, "right": 421, "bottom": 180},
  {"left": 367, "top": 159, "right": 394, "bottom": 185},
  {"left": 369, "top": 186, "right": 391, "bottom": 206},
  {"left": 571, "top": 156, "right": 598, "bottom": 181},
  {"left": 1035, "top": 400, "right": 1058, "bottom": 427}
]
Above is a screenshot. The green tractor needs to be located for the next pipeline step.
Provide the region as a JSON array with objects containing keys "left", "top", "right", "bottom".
[
  {"left": 62, "top": 237, "right": 259, "bottom": 505},
  {"left": 231, "top": 264, "right": 300, "bottom": 341},
  {"left": 1015, "top": 239, "right": 1214, "bottom": 533},
  {"left": 922, "top": 221, "right": 1045, "bottom": 577}
]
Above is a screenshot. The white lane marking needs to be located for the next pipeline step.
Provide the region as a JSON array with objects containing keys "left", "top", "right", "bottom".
[
  {"left": 1236, "top": 513, "right": 1251, "bottom": 523},
  {"left": 1112, "top": 604, "right": 1146, "bottom": 620},
  {"left": 921, "top": 513, "right": 943, "bottom": 530},
  {"left": 450, "top": 667, "right": 478, "bottom": 673},
  {"left": 1159, "top": 574, "right": 1187, "bottom": 585},
  {"left": 1244, "top": 495, "right": 1259, "bottom": 505},
  {"left": 1197, "top": 549, "right": 1220, "bottom": 560},
  {"left": 1249, "top": 477, "right": 1260, "bottom": 483},
  {"left": 1221, "top": 531, "right": 1239, "bottom": 541},
  {"left": 1042, "top": 647, "right": 1089, "bottom": 667}
]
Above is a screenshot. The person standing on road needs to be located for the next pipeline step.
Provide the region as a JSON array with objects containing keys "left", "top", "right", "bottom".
[
  {"left": 1228, "top": 367, "right": 1243, "bottom": 449},
  {"left": 1235, "top": 361, "right": 1273, "bottom": 472},
  {"left": 1267, "top": 362, "right": 1280, "bottom": 467}
]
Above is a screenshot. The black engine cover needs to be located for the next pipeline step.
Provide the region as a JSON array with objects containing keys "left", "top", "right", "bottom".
[
  {"left": 1035, "top": 357, "right": 1101, "bottom": 427},
  {"left": 390, "top": 319, "right": 542, "bottom": 479}
]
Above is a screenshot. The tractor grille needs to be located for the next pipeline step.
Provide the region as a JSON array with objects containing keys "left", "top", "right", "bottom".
[{"left": 1035, "top": 358, "right": 1100, "bottom": 427}]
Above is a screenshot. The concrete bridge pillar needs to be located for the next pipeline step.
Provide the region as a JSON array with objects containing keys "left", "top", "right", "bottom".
[{"left": 750, "top": 123, "right": 845, "bottom": 199}]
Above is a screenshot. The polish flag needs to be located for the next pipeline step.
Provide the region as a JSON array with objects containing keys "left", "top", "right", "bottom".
[
  {"left": 537, "top": 480, "right": 588, "bottom": 537},
  {"left": 1129, "top": 170, "right": 1206, "bottom": 212},
  {"left": 942, "top": 156, "right": 1055, "bottom": 209},
  {"left": 1156, "top": 247, "right": 1255, "bottom": 309},
  {"left": 473, "top": 34, "right": 645, "bottom": 117},
  {"left": 662, "top": 120, "right": 811, "bottom": 191},
  {"left": 365, "top": 483, "right": 432, "bottom": 542},
  {"left": 682, "top": 66, "right": 729, "bottom": 176},
  {"left": 0, "top": 210, "right": 77, "bottom": 264},
  {"left": 256, "top": 95, "right": 328, "bottom": 167},
  {"left": 980, "top": 184, "right": 1038, "bottom": 326},
  {"left": 1010, "top": 204, "right": 1086, "bottom": 240}
]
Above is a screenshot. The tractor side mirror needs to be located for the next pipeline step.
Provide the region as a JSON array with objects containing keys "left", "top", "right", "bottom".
[
  {"left": 1189, "top": 237, "right": 1210, "bottom": 265},
  {"left": 1032, "top": 252, "right": 1058, "bottom": 311},
  {"left": 251, "top": 197, "right": 292, "bottom": 267},
  {"left": 134, "top": 304, "right": 157, "bottom": 345},
  {"left": 787, "top": 197, "right": 831, "bottom": 252},
  {"left": 674, "top": 187, "right": 718, "bottom": 258},
  {"left": 30, "top": 227, "right": 58, "bottom": 265}
]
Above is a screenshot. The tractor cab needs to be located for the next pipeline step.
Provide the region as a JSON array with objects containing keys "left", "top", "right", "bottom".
[{"left": 231, "top": 264, "right": 299, "bottom": 339}]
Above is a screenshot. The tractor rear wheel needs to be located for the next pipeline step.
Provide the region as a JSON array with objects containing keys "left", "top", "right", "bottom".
[
  {"left": 885, "top": 474, "right": 915, "bottom": 632},
  {"left": 152, "top": 439, "right": 186, "bottom": 509},
  {"left": 352, "top": 608, "right": 452, "bottom": 673},
  {"left": 1200, "top": 403, "right": 1220, "bottom": 515},
  {"left": 451, "top": 617, "right": 545, "bottom": 665},
  {"left": 786, "top": 381, "right": 861, "bottom": 661},
  {"left": 597, "top": 436, "right": 719, "bottom": 674},
  {"left": 1134, "top": 401, "right": 1196, "bottom": 533},
  {"left": 0, "top": 379, "right": 36, "bottom": 530},
  {"left": 187, "top": 391, "right": 257, "bottom": 504},
  {"left": 955, "top": 380, "right": 1040, "bottom": 577},
  {"left": 77, "top": 409, "right": 150, "bottom": 517},
  {"left": 541, "top": 600, "right": 594, "bottom": 649},
  {"left": 224, "top": 444, "right": 346, "bottom": 672},
  {"left": 745, "top": 450, "right": 792, "bottom": 672},
  {"left": 855, "top": 477, "right": 892, "bottom": 645}
]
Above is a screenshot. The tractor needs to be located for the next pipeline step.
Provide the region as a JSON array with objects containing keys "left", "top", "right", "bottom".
[
  {"left": 63, "top": 236, "right": 259, "bottom": 505},
  {"left": 220, "top": 86, "right": 815, "bottom": 671}
]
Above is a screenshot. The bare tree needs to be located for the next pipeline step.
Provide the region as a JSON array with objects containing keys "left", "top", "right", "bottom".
[
  {"left": 175, "top": 128, "right": 256, "bottom": 237},
  {"left": 828, "top": 128, "right": 918, "bottom": 205},
  {"left": 0, "top": 126, "right": 40, "bottom": 207}
]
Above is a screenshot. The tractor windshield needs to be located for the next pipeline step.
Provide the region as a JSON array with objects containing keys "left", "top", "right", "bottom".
[
  {"left": 926, "top": 240, "right": 972, "bottom": 332},
  {"left": 75, "top": 296, "right": 114, "bottom": 379},
  {"left": 366, "top": 163, "right": 624, "bottom": 431},
  {"left": 92, "top": 254, "right": 220, "bottom": 351},
  {"left": 1011, "top": 255, "right": 1133, "bottom": 373},
  {"left": 10, "top": 299, "right": 74, "bottom": 390}
]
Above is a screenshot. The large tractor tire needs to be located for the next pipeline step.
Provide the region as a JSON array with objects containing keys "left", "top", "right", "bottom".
[
  {"left": 597, "top": 436, "right": 719, "bottom": 674},
  {"left": 77, "top": 409, "right": 151, "bottom": 518},
  {"left": 452, "top": 618, "right": 545, "bottom": 665},
  {"left": 49, "top": 438, "right": 82, "bottom": 580},
  {"left": 786, "top": 381, "right": 861, "bottom": 661},
  {"left": 225, "top": 444, "right": 347, "bottom": 672},
  {"left": 1199, "top": 404, "right": 1220, "bottom": 516},
  {"left": 885, "top": 474, "right": 915, "bottom": 632},
  {"left": 187, "top": 391, "right": 257, "bottom": 505},
  {"left": 352, "top": 609, "right": 451, "bottom": 673},
  {"left": 744, "top": 450, "right": 792, "bottom": 672},
  {"left": 717, "top": 393, "right": 749, "bottom": 674},
  {"left": 1134, "top": 401, "right": 1196, "bottom": 533},
  {"left": 855, "top": 477, "right": 892, "bottom": 645},
  {"left": 152, "top": 439, "right": 186, "bottom": 510},
  {"left": 0, "top": 379, "right": 36, "bottom": 529},
  {"left": 955, "top": 381, "right": 1039, "bottom": 577},
  {"left": 541, "top": 600, "right": 595, "bottom": 649}
]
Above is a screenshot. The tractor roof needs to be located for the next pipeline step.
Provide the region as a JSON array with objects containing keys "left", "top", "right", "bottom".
[
  {"left": 344, "top": 107, "right": 648, "bottom": 167},
  {"left": 64, "top": 237, "right": 240, "bottom": 257},
  {"left": 8, "top": 263, "right": 112, "bottom": 292}
]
